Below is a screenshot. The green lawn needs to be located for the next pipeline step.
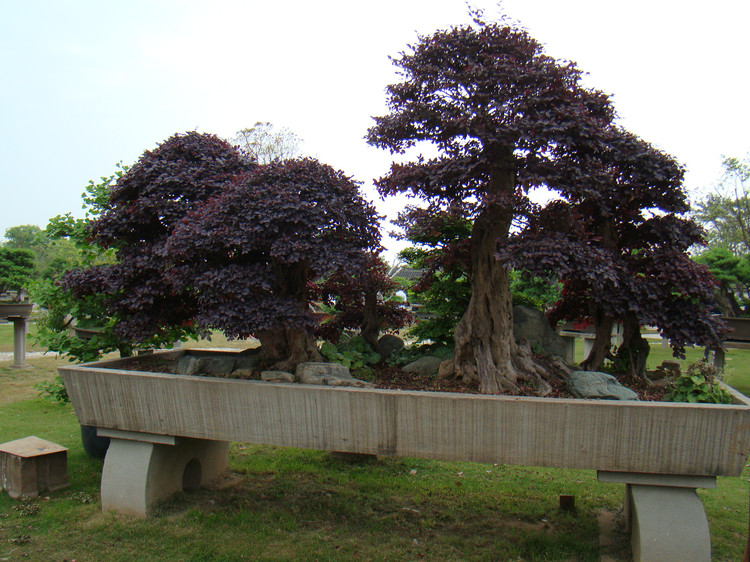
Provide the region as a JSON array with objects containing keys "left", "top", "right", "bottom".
[
  {"left": 0, "top": 323, "right": 45, "bottom": 353},
  {"left": 1, "top": 355, "right": 749, "bottom": 560},
  {"left": 573, "top": 338, "right": 750, "bottom": 396}
]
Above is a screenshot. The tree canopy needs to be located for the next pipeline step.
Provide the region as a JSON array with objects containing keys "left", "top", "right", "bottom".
[
  {"left": 367, "top": 15, "right": 614, "bottom": 394},
  {"left": 693, "top": 154, "right": 750, "bottom": 255},
  {"left": 502, "top": 126, "right": 724, "bottom": 376},
  {"left": 61, "top": 132, "right": 381, "bottom": 369},
  {"left": 0, "top": 247, "right": 35, "bottom": 295}
]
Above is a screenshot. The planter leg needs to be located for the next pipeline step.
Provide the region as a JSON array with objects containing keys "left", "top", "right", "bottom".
[
  {"left": 98, "top": 429, "right": 229, "bottom": 517},
  {"left": 598, "top": 472, "right": 715, "bottom": 562},
  {"left": 10, "top": 317, "right": 28, "bottom": 368}
]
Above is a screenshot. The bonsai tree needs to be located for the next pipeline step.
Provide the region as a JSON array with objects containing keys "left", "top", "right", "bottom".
[
  {"left": 0, "top": 247, "right": 35, "bottom": 298},
  {"left": 694, "top": 246, "right": 750, "bottom": 317},
  {"left": 394, "top": 206, "right": 473, "bottom": 347},
  {"left": 503, "top": 127, "right": 725, "bottom": 377},
  {"left": 60, "top": 132, "right": 249, "bottom": 348},
  {"left": 367, "top": 14, "right": 614, "bottom": 394},
  {"left": 62, "top": 134, "right": 381, "bottom": 372},
  {"left": 166, "top": 158, "right": 381, "bottom": 370}
]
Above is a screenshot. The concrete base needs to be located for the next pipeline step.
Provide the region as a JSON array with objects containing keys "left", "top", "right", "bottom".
[
  {"left": 99, "top": 429, "right": 229, "bottom": 517},
  {"left": 598, "top": 471, "right": 715, "bottom": 562}
]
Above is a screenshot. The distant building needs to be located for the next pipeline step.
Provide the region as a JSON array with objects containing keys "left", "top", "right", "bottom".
[{"left": 387, "top": 266, "right": 423, "bottom": 280}]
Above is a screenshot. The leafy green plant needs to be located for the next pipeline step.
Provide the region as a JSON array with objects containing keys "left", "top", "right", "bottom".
[
  {"left": 319, "top": 335, "right": 380, "bottom": 374},
  {"left": 665, "top": 361, "right": 732, "bottom": 404},
  {"left": 387, "top": 343, "right": 454, "bottom": 367},
  {"left": 35, "top": 374, "right": 69, "bottom": 404}
]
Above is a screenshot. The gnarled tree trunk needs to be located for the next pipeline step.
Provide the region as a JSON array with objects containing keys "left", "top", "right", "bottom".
[
  {"left": 581, "top": 306, "right": 615, "bottom": 370},
  {"left": 448, "top": 148, "right": 557, "bottom": 395},
  {"left": 617, "top": 312, "right": 650, "bottom": 380},
  {"left": 360, "top": 289, "right": 381, "bottom": 355},
  {"left": 257, "top": 261, "right": 322, "bottom": 371}
]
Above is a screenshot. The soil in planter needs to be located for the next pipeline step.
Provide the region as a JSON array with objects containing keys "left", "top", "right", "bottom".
[{"left": 115, "top": 354, "right": 668, "bottom": 401}]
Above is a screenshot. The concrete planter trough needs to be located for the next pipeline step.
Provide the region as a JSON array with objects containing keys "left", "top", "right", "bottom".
[{"left": 60, "top": 349, "right": 750, "bottom": 561}]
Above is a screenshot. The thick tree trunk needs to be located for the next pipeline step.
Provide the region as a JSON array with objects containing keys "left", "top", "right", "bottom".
[
  {"left": 257, "top": 327, "right": 322, "bottom": 372},
  {"left": 256, "top": 261, "right": 322, "bottom": 371},
  {"left": 360, "top": 290, "right": 381, "bottom": 354},
  {"left": 449, "top": 147, "right": 556, "bottom": 395},
  {"left": 581, "top": 307, "right": 615, "bottom": 371},
  {"left": 616, "top": 312, "right": 650, "bottom": 379}
]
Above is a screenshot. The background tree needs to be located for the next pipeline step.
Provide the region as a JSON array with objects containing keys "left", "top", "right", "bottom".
[
  {"left": 232, "top": 122, "right": 303, "bottom": 164},
  {"left": 2, "top": 224, "right": 78, "bottom": 281},
  {"left": 693, "top": 154, "right": 750, "bottom": 255},
  {"left": 166, "top": 157, "right": 381, "bottom": 370},
  {"left": 3, "top": 225, "right": 43, "bottom": 250},
  {"left": 367, "top": 14, "right": 614, "bottom": 394},
  {"left": 694, "top": 246, "right": 750, "bottom": 316}
]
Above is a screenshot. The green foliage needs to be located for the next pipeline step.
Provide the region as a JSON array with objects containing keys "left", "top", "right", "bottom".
[
  {"left": 3, "top": 224, "right": 43, "bottom": 249},
  {"left": 319, "top": 335, "right": 381, "bottom": 375},
  {"left": 405, "top": 270, "right": 470, "bottom": 347},
  {"left": 694, "top": 246, "right": 750, "bottom": 315},
  {"left": 693, "top": 154, "right": 750, "bottom": 255},
  {"left": 387, "top": 342, "right": 454, "bottom": 367},
  {"left": 35, "top": 374, "right": 69, "bottom": 404},
  {"left": 510, "top": 270, "right": 562, "bottom": 310},
  {"left": 0, "top": 247, "right": 36, "bottom": 293},
  {"left": 665, "top": 361, "right": 733, "bottom": 404}
]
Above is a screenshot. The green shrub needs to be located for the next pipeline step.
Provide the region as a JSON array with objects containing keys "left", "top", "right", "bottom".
[
  {"left": 319, "top": 335, "right": 381, "bottom": 376},
  {"left": 665, "top": 361, "right": 732, "bottom": 404},
  {"left": 35, "top": 375, "right": 69, "bottom": 404}
]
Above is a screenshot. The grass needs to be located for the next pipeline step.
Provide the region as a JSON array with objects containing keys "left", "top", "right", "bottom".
[
  {"left": 1, "top": 345, "right": 749, "bottom": 560},
  {"left": 0, "top": 323, "right": 45, "bottom": 353},
  {"left": 573, "top": 338, "right": 750, "bottom": 396}
]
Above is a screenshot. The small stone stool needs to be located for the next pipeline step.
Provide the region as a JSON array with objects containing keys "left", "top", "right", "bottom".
[{"left": 0, "top": 436, "right": 69, "bottom": 499}]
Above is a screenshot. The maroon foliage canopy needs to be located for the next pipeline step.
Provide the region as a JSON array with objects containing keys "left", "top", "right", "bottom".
[
  {"left": 62, "top": 134, "right": 381, "bottom": 366},
  {"left": 167, "top": 158, "right": 382, "bottom": 340}
]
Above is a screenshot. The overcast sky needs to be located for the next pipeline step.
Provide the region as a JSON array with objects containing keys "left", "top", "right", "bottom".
[{"left": 1, "top": 0, "right": 748, "bottom": 261}]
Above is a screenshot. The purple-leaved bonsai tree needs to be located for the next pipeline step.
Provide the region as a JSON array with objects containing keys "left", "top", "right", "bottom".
[{"left": 62, "top": 132, "right": 381, "bottom": 370}]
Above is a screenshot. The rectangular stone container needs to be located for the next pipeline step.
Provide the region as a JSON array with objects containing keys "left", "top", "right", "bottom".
[{"left": 59, "top": 349, "right": 750, "bottom": 477}]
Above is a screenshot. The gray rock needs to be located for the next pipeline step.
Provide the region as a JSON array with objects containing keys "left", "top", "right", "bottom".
[
  {"left": 378, "top": 334, "right": 405, "bottom": 358},
  {"left": 232, "top": 368, "right": 259, "bottom": 380},
  {"left": 402, "top": 355, "right": 443, "bottom": 377},
  {"left": 296, "top": 362, "right": 374, "bottom": 388},
  {"left": 234, "top": 354, "right": 262, "bottom": 372},
  {"left": 297, "top": 371, "right": 327, "bottom": 385},
  {"left": 200, "top": 357, "right": 236, "bottom": 376},
  {"left": 567, "top": 371, "right": 639, "bottom": 401},
  {"left": 260, "top": 371, "right": 296, "bottom": 383},
  {"left": 297, "top": 362, "right": 351, "bottom": 379},
  {"left": 174, "top": 355, "right": 201, "bottom": 376},
  {"left": 513, "top": 304, "right": 569, "bottom": 358}
]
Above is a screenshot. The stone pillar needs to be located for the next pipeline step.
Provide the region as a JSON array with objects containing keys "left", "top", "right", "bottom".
[
  {"left": 10, "top": 317, "right": 27, "bottom": 368},
  {"left": 98, "top": 429, "right": 229, "bottom": 517},
  {"left": 598, "top": 471, "right": 715, "bottom": 562}
]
